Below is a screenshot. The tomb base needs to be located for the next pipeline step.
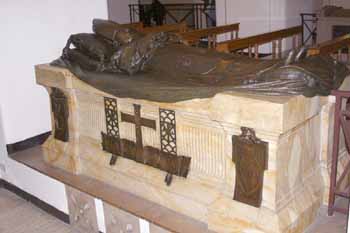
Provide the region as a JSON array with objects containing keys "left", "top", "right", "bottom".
[{"left": 36, "top": 64, "right": 350, "bottom": 233}]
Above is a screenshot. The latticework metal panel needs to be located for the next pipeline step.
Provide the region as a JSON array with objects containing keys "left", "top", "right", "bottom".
[
  {"left": 159, "top": 109, "right": 177, "bottom": 155},
  {"left": 104, "top": 97, "right": 119, "bottom": 138}
]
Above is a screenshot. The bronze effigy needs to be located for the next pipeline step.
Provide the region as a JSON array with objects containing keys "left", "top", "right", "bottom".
[
  {"left": 52, "top": 19, "right": 349, "bottom": 102},
  {"left": 50, "top": 88, "right": 69, "bottom": 142},
  {"left": 232, "top": 127, "right": 268, "bottom": 208}
]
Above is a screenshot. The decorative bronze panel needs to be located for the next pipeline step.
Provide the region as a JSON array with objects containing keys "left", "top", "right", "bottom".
[
  {"left": 50, "top": 88, "right": 69, "bottom": 142},
  {"left": 104, "top": 97, "right": 120, "bottom": 138},
  {"left": 101, "top": 104, "right": 191, "bottom": 183},
  {"left": 121, "top": 104, "right": 156, "bottom": 163},
  {"left": 101, "top": 133, "right": 121, "bottom": 155},
  {"left": 232, "top": 127, "right": 268, "bottom": 208},
  {"left": 101, "top": 136, "right": 191, "bottom": 178},
  {"left": 103, "top": 97, "right": 120, "bottom": 165},
  {"left": 159, "top": 109, "right": 177, "bottom": 155}
]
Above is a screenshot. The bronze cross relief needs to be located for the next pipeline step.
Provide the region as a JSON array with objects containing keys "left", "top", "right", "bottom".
[
  {"left": 101, "top": 102, "right": 191, "bottom": 186},
  {"left": 121, "top": 104, "right": 157, "bottom": 157}
]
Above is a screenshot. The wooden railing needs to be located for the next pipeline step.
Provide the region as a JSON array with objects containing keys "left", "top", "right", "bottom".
[
  {"left": 122, "top": 22, "right": 188, "bottom": 34},
  {"left": 216, "top": 26, "right": 303, "bottom": 58},
  {"left": 179, "top": 23, "right": 240, "bottom": 48},
  {"left": 141, "top": 22, "right": 188, "bottom": 34},
  {"left": 308, "top": 34, "right": 350, "bottom": 62},
  {"left": 124, "top": 22, "right": 144, "bottom": 31},
  {"left": 123, "top": 22, "right": 239, "bottom": 49}
]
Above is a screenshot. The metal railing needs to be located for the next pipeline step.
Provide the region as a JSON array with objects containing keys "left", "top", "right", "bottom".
[
  {"left": 129, "top": 3, "right": 216, "bottom": 29},
  {"left": 301, "top": 13, "right": 318, "bottom": 45}
]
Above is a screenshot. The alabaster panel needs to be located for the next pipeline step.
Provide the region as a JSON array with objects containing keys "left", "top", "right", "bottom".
[
  {"left": 276, "top": 114, "right": 322, "bottom": 208},
  {"left": 282, "top": 95, "right": 321, "bottom": 133},
  {"left": 177, "top": 123, "right": 227, "bottom": 180},
  {"left": 66, "top": 186, "right": 99, "bottom": 233},
  {"left": 35, "top": 64, "right": 73, "bottom": 90},
  {"left": 209, "top": 93, "right": 284, "bottom": 133},
  {"left": 76, "top": 91, "right": 106, "bottom": 141},
  {"left": 104, "top": 202, "right": 141, "bottom": 233}
]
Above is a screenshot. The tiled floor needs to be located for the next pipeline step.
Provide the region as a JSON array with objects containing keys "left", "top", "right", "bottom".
[
  {"left": 0, "top": 187, "right": 348, "bottom": 233},
  {"left": 0, "top": 188, "right": 73, "bottom": 233}
]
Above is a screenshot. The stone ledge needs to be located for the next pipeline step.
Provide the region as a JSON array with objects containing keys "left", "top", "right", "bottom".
[{"left": 10, "top": 146, "right": 214, "bottom": 233}]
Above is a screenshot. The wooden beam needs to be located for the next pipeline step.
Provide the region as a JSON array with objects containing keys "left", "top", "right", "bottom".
[
  {"left": 216, "top": 26, "right": 302, "bottom": 53},
  {"left": 179, "top": 23, "right": 240, "bottom": 46},
  {"left": 122, "top": 22, "right": 144, "bottom": 31},
  {"left": 122, "top": 21, "right": 188, "bottom": 34},
  {"left": 141, "top": 22, "right": 188, "bottom": 34}
]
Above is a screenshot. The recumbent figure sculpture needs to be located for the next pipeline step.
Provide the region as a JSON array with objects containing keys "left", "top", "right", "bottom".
[{"left": 53, "top": 19, "right": 349, "bottom": 102}]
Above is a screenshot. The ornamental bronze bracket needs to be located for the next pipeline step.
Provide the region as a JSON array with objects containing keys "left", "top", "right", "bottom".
[
  {"left": 50, "top": 88, "right": 69, "bottom": 142},
  {"left": 232, "top": 127, "right": 268, "bottom": 208}
]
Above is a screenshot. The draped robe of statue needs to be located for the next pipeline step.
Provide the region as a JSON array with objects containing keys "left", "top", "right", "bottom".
[{"left": 53, "top": 19, "right": 349, "bottom": 103}]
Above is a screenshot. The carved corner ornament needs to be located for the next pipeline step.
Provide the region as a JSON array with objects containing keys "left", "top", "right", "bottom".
[
  {"left": 50, "top": 87, "right": 69, "bottom": 142},
  {"left": 232, "top": 127, "right": 268, "bottom": 208}
]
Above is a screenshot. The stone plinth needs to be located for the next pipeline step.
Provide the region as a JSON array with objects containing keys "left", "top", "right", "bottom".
[{"left": 35, "top": 64, "right": 350, "bottom": 233}]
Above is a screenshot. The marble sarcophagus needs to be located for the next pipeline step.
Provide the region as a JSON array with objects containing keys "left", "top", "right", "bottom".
[{"left": 36, "top": 64, "right": 350, "bottom": 233}]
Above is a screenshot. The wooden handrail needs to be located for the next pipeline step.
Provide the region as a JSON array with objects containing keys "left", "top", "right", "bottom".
[
  {"left": 308, "top": 34, "right": 350, "bottom": 56},
  {"left": 179, "top": 23, "right": 240, "bottom": 47},
  {"left": 140, "top": 22, "right": 188, "bottom": 34},
  {"left": 123, "top": 22, "right": 144, "bottom": 31},
  {"left": 216, "top": 26, "right": 303, "bottom": 58},
  {"left": 121, "top": 22, "right": 188, "bottom": 34}
]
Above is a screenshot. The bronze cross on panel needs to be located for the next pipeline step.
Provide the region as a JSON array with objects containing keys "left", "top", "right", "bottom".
[{"left": 121, "top": 104, "right": 156, "bottom": 154}]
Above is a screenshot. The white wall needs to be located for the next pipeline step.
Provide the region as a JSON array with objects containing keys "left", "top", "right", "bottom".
[
  {"left": 108, "top": 0, "right": 138, "bottom": 23},
  {"left": 0, "top": 0, "right": 108, "bottom": 230},
  {"left": 0, "top": 1, "right": 108, "bottom": 144}
]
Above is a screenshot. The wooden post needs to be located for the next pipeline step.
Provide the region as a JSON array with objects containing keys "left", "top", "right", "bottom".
[
  {"left": 278, "top": 39, "right": 282, "bottom": 59},
  {"left": 254, "top": 44, "right": 259, "bottom": 59},
  {"left": 208, "top": 35, "right": 212, "bottom": 49},
  {"left": 230, "top": 31, "right": 234, "bottom": 40},
  {"left": 235, "top": 30, "right": 239, "bottom": 39},
  {"left": 248, "top": 45, "right": 252, "bottom": 58},
  {"left": 272, "top": 41, "right": 277, "bottom": 59},
  {"left": 338, "top": 49, "right": 342, "bottom": 61}
]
